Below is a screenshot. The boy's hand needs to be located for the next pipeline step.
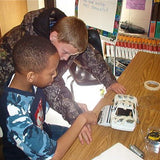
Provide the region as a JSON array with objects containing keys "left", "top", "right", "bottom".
[
  {"left": 77, "top": 103, "right": 97, "bottom": 144},
  {"left": 78, "top": 111, "right": 97, "bottom": 144},
  {"left": 77, "top": 102, "right": 88, "bottom": 112},
  {"left": 107, "top": 82, "right": 126, "bottom": 94},
  {"left": 79, "top": 124, "right": 92, "bottom": 144}
]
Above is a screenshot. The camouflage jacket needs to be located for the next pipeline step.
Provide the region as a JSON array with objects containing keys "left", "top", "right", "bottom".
[{"left": 0, "top": 8, "right": 116, "bottom": 124}]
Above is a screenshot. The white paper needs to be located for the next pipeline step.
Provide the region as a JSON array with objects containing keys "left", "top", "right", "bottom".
[
  {"left": 92, "top": 143, "right": 143, "bottom": 160},
  {"left": 78, "top": 0, "right": 117, "bottom": 33}
]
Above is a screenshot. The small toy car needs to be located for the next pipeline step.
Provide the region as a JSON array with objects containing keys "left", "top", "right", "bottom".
[
  {"left": 110, "top": 94, "right": 138, "bottom": 131},
  {"left": 98, "top": 94, "right": 138, "bottom": 132}
]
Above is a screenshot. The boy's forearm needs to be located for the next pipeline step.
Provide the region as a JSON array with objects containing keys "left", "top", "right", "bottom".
[{"left": 51, "top": 115, "right": 87, "bottom": 160}]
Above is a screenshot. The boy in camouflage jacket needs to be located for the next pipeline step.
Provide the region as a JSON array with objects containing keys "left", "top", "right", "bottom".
[{"left": 0, "top": 7, "right": 126, "bottom": 144}]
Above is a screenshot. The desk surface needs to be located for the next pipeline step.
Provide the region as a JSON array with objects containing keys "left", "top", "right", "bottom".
[{"left": 62, "top": 52, "right": 160, "bottom": 160}]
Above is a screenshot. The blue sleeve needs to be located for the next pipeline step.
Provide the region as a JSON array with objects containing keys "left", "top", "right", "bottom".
[{"left": 6, "top": 92, "right": 57, "bottom": 160}]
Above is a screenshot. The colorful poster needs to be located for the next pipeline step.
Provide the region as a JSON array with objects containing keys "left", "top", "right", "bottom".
[{"left": 126, "top": 0, "right": 146, "bottom": 10}]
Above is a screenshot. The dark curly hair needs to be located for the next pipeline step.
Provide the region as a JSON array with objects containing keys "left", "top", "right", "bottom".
[{"left": 13, "top": 35, "right": 57, "bottom": 73}]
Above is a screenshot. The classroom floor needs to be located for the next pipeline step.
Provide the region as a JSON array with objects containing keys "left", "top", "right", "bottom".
[{"left": 45, "top": 70, "right": 104, "bottom": 127}]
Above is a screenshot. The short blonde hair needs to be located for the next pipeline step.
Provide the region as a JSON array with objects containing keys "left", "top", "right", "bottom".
[{"left": 51, "top": 16, "right": 88, "bottom": 52}]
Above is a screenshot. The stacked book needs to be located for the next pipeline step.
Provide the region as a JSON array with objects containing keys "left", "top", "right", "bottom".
[
  {"left": 104, "top": 34, "right": 160, "bottom": 76},
  {"left": 149, "top": 0, "right": 160, "bottom": 39},
  {"left": 104, "top": 34, "right": 160, "bottom": 59}
]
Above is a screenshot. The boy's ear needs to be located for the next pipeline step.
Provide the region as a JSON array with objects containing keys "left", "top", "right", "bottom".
[
  {"left": 50, "top": 31, "right": 58, "bottom": 42},
  {"left": 27, "top": 72, "right": 36, "bottom": 83}
]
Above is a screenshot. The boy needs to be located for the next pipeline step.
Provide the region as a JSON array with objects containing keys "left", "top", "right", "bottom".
[
  {"left": 0, "top": 8, "right": 126, "bottom": 145},
  {"left": 0, "top": 36, "right": 97, "bottom": 160}
]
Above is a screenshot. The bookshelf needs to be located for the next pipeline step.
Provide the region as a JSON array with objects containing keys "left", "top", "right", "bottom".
[
  {"left": 104, "top": 0, "right": 160, "bottom": 77},
  {"left": 148, "top": 0, "right": 160, "bottom": 39},
  {"left": 104, "top": 32, "right": 160, "bottom": 77}
]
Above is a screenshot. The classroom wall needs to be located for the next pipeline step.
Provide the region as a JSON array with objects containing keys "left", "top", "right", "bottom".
[
  {"left": 56, "top": 0, "right": 75, "bottom": 16},
  {"left": 27, "top": 0, "right": 44, "bottom": 12},
  {"left": 0, "top": 0, "right": 44, "bottom": 36},
  {"left": 0, "top": 0, "right": 27, "bottom": 36},
  {"left": 0, "top": 0, "right": 153, "bottom": 36},
  {"left": 56, "top": 0, "right": 152, "bottom": 34},
  {"left": 120, "top": 0, "right": 152, "bottom": 33}
]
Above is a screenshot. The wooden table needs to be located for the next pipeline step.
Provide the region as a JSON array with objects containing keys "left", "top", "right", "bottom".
[{"left": 62, "top": 52, "right": 160, "bottom": 160}]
